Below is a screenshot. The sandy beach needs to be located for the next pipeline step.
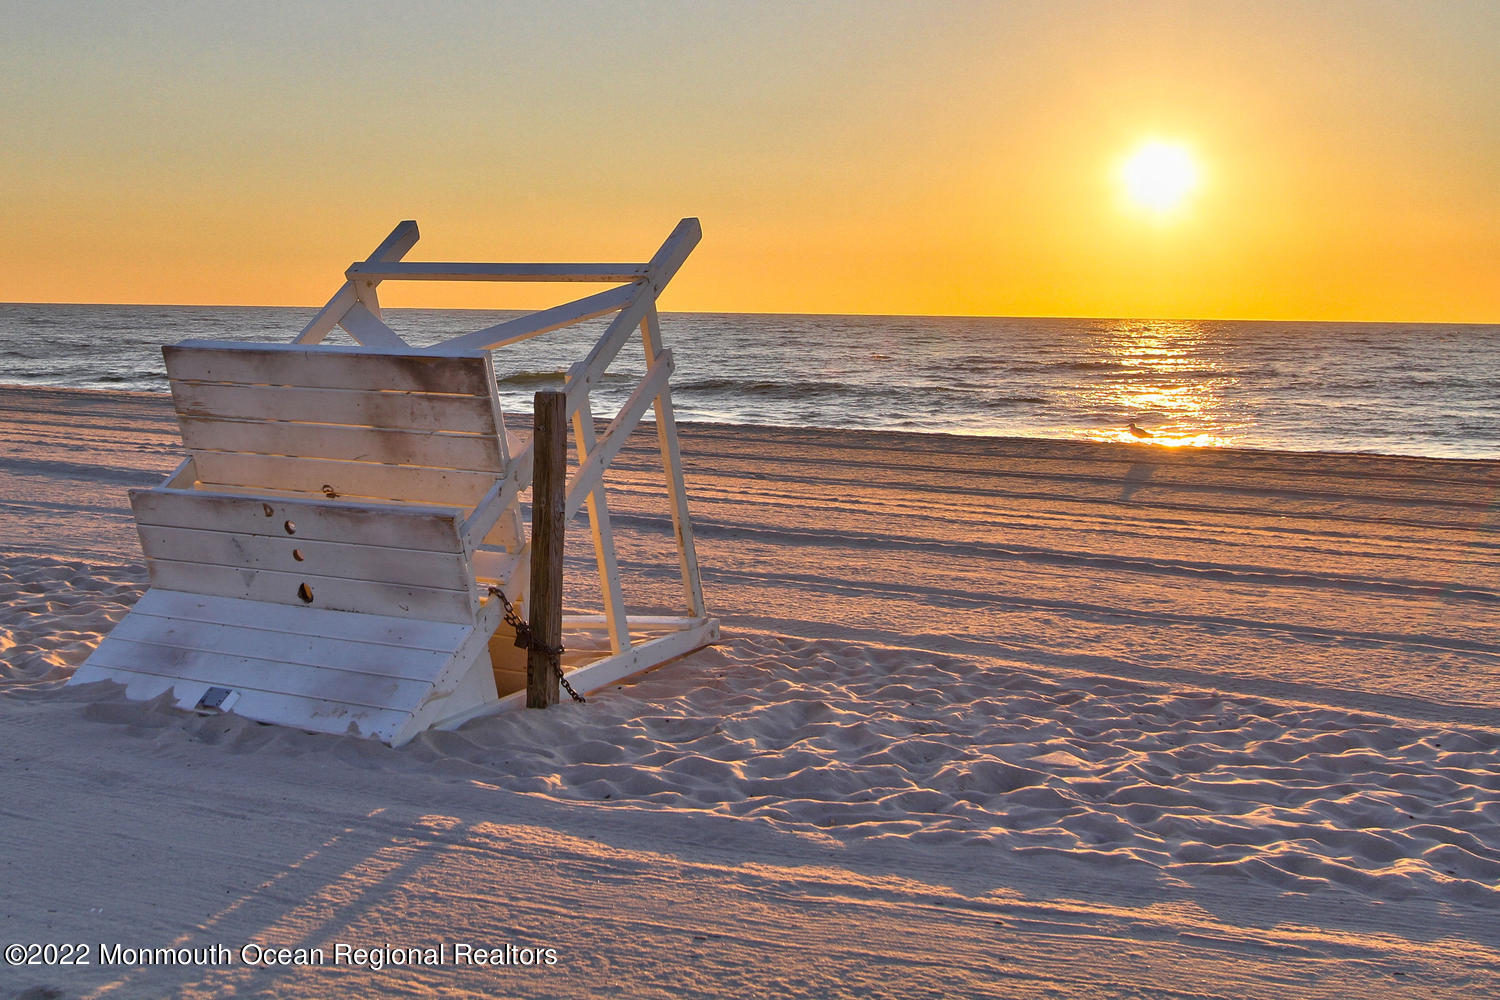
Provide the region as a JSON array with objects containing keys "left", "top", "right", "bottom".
[{"left": 3, "top": 384, "right": 1499, "bottom": 999}]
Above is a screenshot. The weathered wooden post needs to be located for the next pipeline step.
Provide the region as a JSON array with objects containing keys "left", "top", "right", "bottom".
[{"left": 527, "top": 390, "right": 566, "bottom": 708}]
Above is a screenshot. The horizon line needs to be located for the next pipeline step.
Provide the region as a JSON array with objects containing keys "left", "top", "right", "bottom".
[{"left": 0, "top": 299, "right": 1495, "bottom": 328}]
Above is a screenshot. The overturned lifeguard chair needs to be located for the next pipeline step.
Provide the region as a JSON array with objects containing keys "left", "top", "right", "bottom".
[{"left": 71, "top": 219, "right": 717, "bottom": 745}]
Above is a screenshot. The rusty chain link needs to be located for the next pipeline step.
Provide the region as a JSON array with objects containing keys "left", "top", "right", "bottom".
[{"left": 487, "top": 586, "right": 584, "bottom": 703}]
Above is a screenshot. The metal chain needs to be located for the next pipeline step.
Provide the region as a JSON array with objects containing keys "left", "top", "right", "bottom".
[{"left": 487, "top": 586, "right": 585, "bottom": 703}]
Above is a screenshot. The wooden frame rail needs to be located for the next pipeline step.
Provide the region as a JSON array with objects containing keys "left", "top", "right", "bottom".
[{"left": 292, "top": 217, "right": 713, "bottom": 704}]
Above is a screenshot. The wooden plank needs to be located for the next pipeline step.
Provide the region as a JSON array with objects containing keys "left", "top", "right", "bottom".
[
  {"left": 169, "top": 381, "right": 499, "bottom": 434},
  {"left": 128, "top": 589, "right": 470, "bottom": 652},
  {"left": 643, "top": 308, "right": 707, "bottom": 617},
  {"left": 347, "top": 261, "right": 648, "bottom": 282},
  {"left": 295, "top": 282, "right": 358, "bottom": 345},
  {"left": 565, "top": 355, "right": 674, "bottom": 519},
  {"left": 461, "top": 441, "right": 533, "bottom": 550},
  {"left": 571, "top": 396, "right": 629, "bottom": 654},
  {"left": 131, "top": 489, "right": 465, "bottom": 550},
  {"left": 296, "top": 221, "right": 420, "bottom": 345},
  {"left": 106, "top": 612, "right": 457, "bottom": 681},
  {"left": 528, "top": 391, "right": 567, "bottom": 708},
  {"left": 643, "top": 217, "right": 702, "bottom": 297},
  {"left": 434, "top": 283, "right": 639, "bottom": 354},
  {"left": 472, "top": 547, "right": 524, "bottom": 589},
  {"left": 563, "top": 614, "right": 711, "bottom": 630},
  {"left": 176, "top": 415, "right": 504, "bottom": 472},
  {"left": 350, "top": 221, "right": 422, "bottom": 329},
  {"left": 165, "top": 342, "right": 491, "bottom": 395},
  {"left": 338, "top": 300, "right": 408, "bottom": 349},
  {"left": 142, "top": 559, "right": 475, "bottom": 623},
  {"left": 481, "top": 354, "right": 527, "bottom": 556},
  {"left": 73, "top": 658, "right": 413, "bottom": 743},
  {"left": 188, "top": 451, "right": 498, "bottom": 506},
  {"left": 136, "top": 524, "right": 472, "bottom": 591},
  {"left": 490, "top": 619, "right": 719, "bottom": 713},
  {"left": 563, "top": 285, "right": 652, "bottom": 409},
  {"left": 84, "top": 636, "right": 432, "bottom": 711},
  {"left": 163, "top": 457, "right": 197, "bottom": 489}
]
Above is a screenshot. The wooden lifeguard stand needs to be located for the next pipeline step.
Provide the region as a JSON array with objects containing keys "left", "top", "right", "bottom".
[{"left": 71, "top": 219, "right": 717, "bottom": 744}]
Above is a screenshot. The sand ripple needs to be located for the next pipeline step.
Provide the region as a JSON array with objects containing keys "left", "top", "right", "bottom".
[{"left": 6, "top": 556, "right": 1499, "bottom": 908}]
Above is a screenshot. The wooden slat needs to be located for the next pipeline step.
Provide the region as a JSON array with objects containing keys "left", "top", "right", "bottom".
[
  {"left": 434, "top": 283, "right": 639, "bottom": 354},
  {"left": 462, "top": 442, "right": 534, "bottom": 550},
  {"left": 136, "top": 524, "right": 472, "bottom": 591},
  {"left": 143, "top": 559, "right": 475, "bottom": 623},
  {"left": 169, "top": 382, "right": 499, "bottom": 434},
  {"left": 296, "top": 282, "right": 357, "bottom": 346},
  {"left": 563, "top": 285, "right": 653, "bottom": 409},
  {"left": 643, "top": 217, "right": 702, "bottom": 296},
  {"left": 565, "top": 355, "right": 674, "bottom": 519},
  {"left": 85, "top": 636, "right": 432, "bottom": 711},
  {"left": 128, "top": 589, "right": 470, "bottom": 652},
  {"left": 73, "top": 656, "right": 413, "bottom": 742},
  {"left": 131, "top": 489, "right": 465, "bottom": 550},
  {"left": 188, "top": 452, "right": 498, "bottom": 506},
  {"left": 176, "top": 415, "right": 504, "bottom": 472},
  {"left": 106, "top": 612, "right": 456, "bottom": 681},
  {"left": 488, "top": 619, "right": 720, "bottom": 713},
  {"left": 472, "top": 547, "right": 524, "bottom": 588},
  {"left": 296, "top": 221, "right": 420, "bottom": 344},
  {"left": 347, "top": 261, "right": 648, "bottom": 282},
  {"left": 571, "top": 395, "right": 628, "bottom": 654},
  {"left": 644, "top": 307, "right": 707, "bottom": 617},
  {"left": 337, "top": 300, "right": 408, "bottom": 349},
  {"left": 165, "top": 343, "right": 491, "bottom": 395}
]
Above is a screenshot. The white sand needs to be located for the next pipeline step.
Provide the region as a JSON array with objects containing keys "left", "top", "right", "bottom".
[{"left": 2, "top": 385, "right": 1498, "bottom": 998}]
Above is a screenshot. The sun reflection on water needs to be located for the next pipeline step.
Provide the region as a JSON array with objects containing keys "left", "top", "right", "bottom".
[{"left": 1071, "top": 320, "right": 1242, "bottom": 448}]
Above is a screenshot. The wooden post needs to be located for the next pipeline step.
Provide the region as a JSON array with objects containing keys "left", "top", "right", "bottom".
[{"left": 527, "top": 390, "right": 566, "bottom": 708}]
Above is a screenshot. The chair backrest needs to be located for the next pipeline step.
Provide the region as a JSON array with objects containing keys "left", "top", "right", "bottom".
[{"left": 164, "top": 340, "right": 510, "bottom": 508}]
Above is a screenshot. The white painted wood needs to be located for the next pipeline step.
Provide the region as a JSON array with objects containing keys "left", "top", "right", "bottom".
[
  {"left": 338, "top": 300, "right": 408, "bottom": 349},
  {"left": 434, "top": 283, "right": 639, "bottom": 354},
  {"left": 190, "top": 452, "right": 497, "bottom": 506},
  {"left": 347, "top": 261, "right": 648, "bottom": 282},
  {"left": 132, "top": 489, "right": 465, "bottom": 549},
  {"left": 104, "top": 612, "right": 458, "bottom": 680},
  {"left": 297, "top": 221, "right": 420, "bottom": 344},
  {"left": 142, "top": 559, "right": 475, "bottom": 623},
  {"left": 176, "top": 415, "right": 504, "bottom": 472},
  {"left": 164, "top": 457, "right": 197, "bottom": 489},
  {"left": 471, "top": 547, "right": 524, "bottom": 589},
  {"left": 563, "top": 286, "right": 653, "bottom": 409},
  {"left": 478, "top": 352, "right": 527, "bottom": 557},
  {"left": 136, "top": 524, "right": 472, "bottom": 591},
  {"left": 461, "top": 441, "right": 533, "bottom": 550},
  {"left": 571, "top": 396, "right": 629, "bottom": 654},
  {"left": 489, "top": 619, "right": 720, "bottom": 713},
  {"left": 563, "top": 614, "right": 712, "bottom": 630},
  {"left": 296, "top": 282, "right": 358, "bottom": 345},
  {"left": 166, "top": 343, "right": 491, "bottom": 395},
  {"left": 565, "top": 354, "right": 674, "bottom": 519},
  {"left": 642, "top": 217, "right": 702, "bottom": 297},
  {"left": 79, "top": 218, "right": 717, "bottom": 744},
  {"left": 84, "top": 637, "right": 434, "bottom": 712},
  {"left": 126, "top": 589, "right": 471, "bottom": 651},
  {"left": 170, "top": 382, "right": 499, "bottom": 433},
  {"left": 72, "top": 661, "right": 415, "bottom": 743},
  {"left": 643, "top": 307, "right": 707, "bottom": 617}
]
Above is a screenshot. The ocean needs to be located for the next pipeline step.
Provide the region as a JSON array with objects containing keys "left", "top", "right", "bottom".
[{"left": 1, "top": 303, "right": 1497, "bottom": 460}]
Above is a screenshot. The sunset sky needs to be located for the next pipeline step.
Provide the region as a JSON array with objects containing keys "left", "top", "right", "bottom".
[{"left": 3, "top": 1, "right": 1497, "bottom": 321}]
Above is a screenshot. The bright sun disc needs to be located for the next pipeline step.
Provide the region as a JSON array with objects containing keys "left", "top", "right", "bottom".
[{"left": 1121, "top": 141, "right": 1198, "bottom": 213}]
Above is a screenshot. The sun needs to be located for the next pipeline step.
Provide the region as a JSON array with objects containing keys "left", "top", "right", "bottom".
[{"left": 1120, "top": 140, "right": 1199, "bottom": 215}]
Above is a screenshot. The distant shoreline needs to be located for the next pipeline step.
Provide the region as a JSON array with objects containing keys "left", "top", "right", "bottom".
[{"left": 4, "top": 381, "right": 1497, "bottom": 467}]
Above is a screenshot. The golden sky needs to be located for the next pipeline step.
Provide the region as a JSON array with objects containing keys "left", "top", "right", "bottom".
[{"left": 3, "top": 1, "right": 1497, "bottom": 321}]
